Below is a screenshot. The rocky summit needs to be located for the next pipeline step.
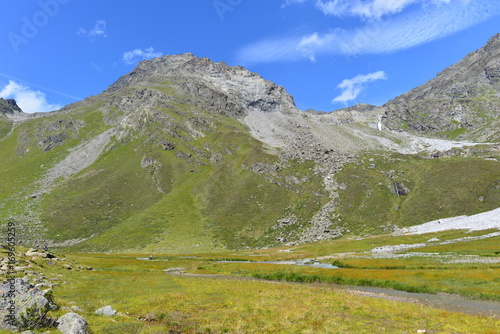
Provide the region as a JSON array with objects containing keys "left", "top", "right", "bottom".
[
  {"left": 0, "top": 98, "right": 23, "bottom": 117},
  {"left": 382, "top": 33, "right": 500, "bottom": 141},
  {"left": 0, "top": 34, "right": 499, "bottom": 253}
]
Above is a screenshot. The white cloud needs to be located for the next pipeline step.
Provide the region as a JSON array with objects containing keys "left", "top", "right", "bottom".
[
  {"left": 78, "top": 20, "right": 108, "bottom": 39},
  {"left": 315, "top": 0, "right": 420, "bottom": 19},
  {"left": 332, "top": 71, "right": 387, "bottom": 105},
  {"left": 90, "top": 62, "right": 102, "bottom": 71},
  {"left": 0, "top": 81, "right": 62, "bottom": 113},
  {"left": 282, "top": 0, "right": 309, "bottom": 8},
  {"left": 284, "top": 0, "right": 453, "bottom": 19},
  {"left": 122, "top": 47, "right": 163, "bottom": 65},
  {"left": 243, "top": 0, "right": 500, "bottom": 64}
]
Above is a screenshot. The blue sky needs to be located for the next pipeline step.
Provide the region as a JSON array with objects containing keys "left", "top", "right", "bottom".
[{"left": 0, "top": 0, "right": 499, "bottom": 113}]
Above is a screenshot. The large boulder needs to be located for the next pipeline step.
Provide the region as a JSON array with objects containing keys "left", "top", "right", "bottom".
[
  {"left": 57, "top": 312, "right": 92, "bottom": 334},
  {"left": 0, "top": 278, "right": 58, "bottom": 332}
]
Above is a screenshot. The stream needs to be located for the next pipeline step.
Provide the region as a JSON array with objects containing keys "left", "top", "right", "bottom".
[{"left": 138, "top": 257, "right": 500, "bottom": 317}]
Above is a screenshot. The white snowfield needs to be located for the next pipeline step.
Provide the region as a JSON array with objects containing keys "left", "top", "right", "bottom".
[{"left": 401, "top": 207, "right": 500, "bottom": 235}]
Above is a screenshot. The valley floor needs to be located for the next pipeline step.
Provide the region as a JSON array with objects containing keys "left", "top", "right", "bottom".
[{"left": 2, "top": 227, "right": 499, "bottom": 333}]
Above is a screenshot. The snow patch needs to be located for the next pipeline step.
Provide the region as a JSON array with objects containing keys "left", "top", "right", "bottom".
[{"left": 401, "top": 207, "right": 500, "bottom": 235}]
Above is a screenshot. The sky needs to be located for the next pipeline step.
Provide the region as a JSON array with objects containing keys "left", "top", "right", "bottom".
[{"left": 0, "top": 0, "right": 499, "bottom": 114}]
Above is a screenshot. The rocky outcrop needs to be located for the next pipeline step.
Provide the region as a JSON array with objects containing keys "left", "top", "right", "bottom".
[
  {"left": 0, "top": 98, "right": 23, "bottom": 116},
  {"left": 383, "top": 33, "right": 500, "bottom": 141},
  {"left": 0, "top": 279, "right": 58, "bottom": 332},
  {"left": 103, "top": 53, "right": 298, "bottom": 117}
]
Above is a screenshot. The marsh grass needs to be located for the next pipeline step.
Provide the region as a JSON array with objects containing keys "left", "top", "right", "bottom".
[
  {"left": 185, "top": 232, "right": 500, "bottom": 301},
  {"left": 13, "top": 252, "right": 496, "bottom": 334}
]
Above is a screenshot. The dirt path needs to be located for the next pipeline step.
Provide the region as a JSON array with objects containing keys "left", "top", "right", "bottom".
[{"left": 164, "top": 269, "right": 500, "bottom": 317}]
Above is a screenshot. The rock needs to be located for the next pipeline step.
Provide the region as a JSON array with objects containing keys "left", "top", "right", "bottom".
[
  {"left": 393, "top": 182, "right": 410, "bottom": 196},
  {"left": 0, "top": 98, "right": 23, "bottom": 115},
  {"left": 71, "top": 306, "right": 84, "bottom": 313},
  {"left": 252, "top": 162, "right": 281, "bottom": 174},
  {"left": 94, "top": 305, "right": 116, "bottom": 316},
  {"left": 25, "top": 249, "right": 42, "bottom": 257},
  {"left": 0, "top": 279, "right": 58, "bottom": 332},
  {"left": 383, "top": 33, "right": 500, "bottom": 141},
  {"left": 272, "top": 215, "right": 298, "bottom": 230},
  {"left": 57, "top": 312, "right": 92, "bottom": 334},
  {"left": 160, "top": 141, "right": 175, "bottom": 150},
  {"left": 45, "top": 253, "right": 57, "bottom": 259}
]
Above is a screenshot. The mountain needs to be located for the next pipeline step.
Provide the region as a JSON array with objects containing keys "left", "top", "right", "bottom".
[
  {"left": 0, "top": 98, "right": 22, "bottom": 141},
  {"left": 382, "top": 33, "right": 500, "bottom": 141},
  {"left": 0, "top": 36, "right": 499, "bottom": 253},
  {"left": 0, "top": 98, "right": 23, "bottom": 116}
]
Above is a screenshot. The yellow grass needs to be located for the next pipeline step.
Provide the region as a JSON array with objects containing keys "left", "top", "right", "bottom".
[{"left": 19, "top": 253, "right": 496, "bottom": 333}]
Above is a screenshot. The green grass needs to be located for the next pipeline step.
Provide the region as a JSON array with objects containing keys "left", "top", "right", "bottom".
[
  {"left": 0, "top": 102, "right": 112, "bottom": 217},
  {"left": 33, "top": 103, "right": 326, "bottom": 252},
  {"left": 193, "top": 260, "right": 500, "bottom": 301},
  {"left": 2, "top": 233, "right": 499, "bottom": 333},
  {"left": 335, "top": 154, "right": 500, "bottom": 235},
  {"left": 180, "top": 230, "right": 500, "bottom": 301},
  {"left": 2, "top": 252, "right": 496, "bottom": 334},
  {"left": 0, "top": 118, "right": 12, "bottom": 140},
  {"left": 409, "top": 235, "right": 500, "bottom": 256}
]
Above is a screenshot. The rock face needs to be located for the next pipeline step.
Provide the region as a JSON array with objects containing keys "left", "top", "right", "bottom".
[
  {"left": 383, "top": 33, "right": 500, "bottom": 141},
  {"left": 103, "top": 53, "right": 298, "bottom": 117},
  {"left": 0, "top": 279, "right": 58, "bottom": 332},
  {"left": 0, "top": 98, "right": 23, "bottom": 116},
  {"left": 57, "top": 312, "right": 92, "bottom": 334}
]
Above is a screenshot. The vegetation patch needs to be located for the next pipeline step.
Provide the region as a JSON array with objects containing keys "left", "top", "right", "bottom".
[{"left": 335, "top": 154, "right": 500, "bottom": 234}]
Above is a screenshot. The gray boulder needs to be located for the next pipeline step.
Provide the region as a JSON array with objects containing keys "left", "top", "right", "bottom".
[
  {"left": 0, "top": 278, "right": 58, "bottom": 332},
  {"left": 71, "top": 305, "right": 84, "bottom": 313},
  {"left": 57, "top": 312, "right": 92, "bottom": 334},
  {"left": 94, "top": 305, "right": 116, "bottom": 316}
]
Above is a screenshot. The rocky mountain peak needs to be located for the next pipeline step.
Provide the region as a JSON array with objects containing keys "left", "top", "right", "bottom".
[
  {"left": 0, "top": 98, "right": 23, "bottom": 116},
  {"left": 382, "top": 33, "right": 500, "bottom": 141},
  {"left": 104, "top": 53, "right": 298, "bottom": 116}
]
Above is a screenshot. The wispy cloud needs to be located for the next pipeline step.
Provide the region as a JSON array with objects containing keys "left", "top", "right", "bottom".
[
  {"left": 90, "top": 62, "right": 103, "bottom": 72},
  {"left": 282, "top": 0, "right": 309, "bottom": 8},
  {"left": 0, "top": 81, "right": 62, "bottom": 113},
  {"left": 332, "top": 71, "right": 387, "bottom": 105},
  {"left": 239, "top": 0, "right": 500, "bottom": 64},
  {"left": 122, "top": 47, "right": 163, "bottom": 65},
  {"left": 77, "top": 20, "right": 108, "bottom": 39},
  {"left": 315, "top": 0, "right": 420, "bottom": 19},
  {"left": 286, "top": 0, "right": 452, "bottom": 19}
]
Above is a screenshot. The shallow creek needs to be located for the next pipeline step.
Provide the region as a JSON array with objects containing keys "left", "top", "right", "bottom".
[{"left": 139, "top": 257, "right": 500, "bottom": 317}]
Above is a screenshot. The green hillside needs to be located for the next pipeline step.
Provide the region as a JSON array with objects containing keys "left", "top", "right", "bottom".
[{"left": 0, "top": 85, "right": 327, "bottom": 253}]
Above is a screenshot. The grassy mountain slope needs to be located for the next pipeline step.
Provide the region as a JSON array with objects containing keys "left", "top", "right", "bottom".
[
  {"left": 335, "top": 153, "right": 500, "bottom": 235},
  {"left": 0, "top": 79, "right": 327, "bottom": 252},
  {"left": 0, "top": 43, "right": 499, "bottom": 253}
]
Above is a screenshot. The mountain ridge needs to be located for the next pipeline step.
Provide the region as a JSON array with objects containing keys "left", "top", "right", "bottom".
[
  {"left": 0, "top": 34, "right": 498, "bottom": 252},
  {"left": 382, "top": 33, "right": 500, "bottom": 141}
]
